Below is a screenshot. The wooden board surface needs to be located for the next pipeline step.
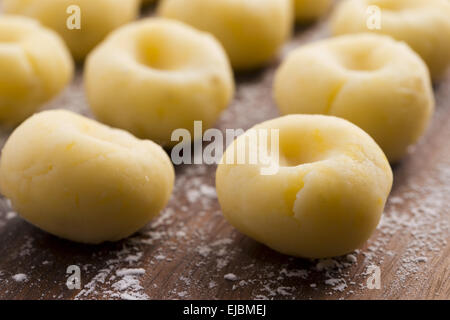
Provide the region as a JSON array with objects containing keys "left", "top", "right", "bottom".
[{"left": 0, "top": 6, "right": 449, "bottom": 300}]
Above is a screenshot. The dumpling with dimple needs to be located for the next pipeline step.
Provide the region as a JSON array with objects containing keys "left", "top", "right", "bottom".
[
  {"left": 0, "top": 110, "right": 175, "bottom": 244},
  {"left": 85, "top": 18, "right": 234, "bottom": 146},
  {"left": 216, "top": 115, "right": 393, "bottom": 258},
  {"left": 331, "top": 0, "right": 450, "bottom": 81},
  {"left": 274, "top": 33, "right": 434, "bottom": 163}
]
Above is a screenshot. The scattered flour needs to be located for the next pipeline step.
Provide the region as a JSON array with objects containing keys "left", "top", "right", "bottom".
[
  {"left": 115, "top": 268, "right": 145, "bottom": 277},
  {"left": 6, "top": 211, "right": 17, "bottom": 220},
  {"left": 12, "top": 273, "right": 27, "bottom": 282},
  {"left": 75, "top": 246, "right": 149, "bottom": 300},
  {"left": 224, "top": 273, "right": 238, "bottom": 281}
]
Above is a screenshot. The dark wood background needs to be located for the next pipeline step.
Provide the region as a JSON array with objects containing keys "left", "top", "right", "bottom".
[{"left": 0, "top": 4, "right": 448, "bottom": 300}]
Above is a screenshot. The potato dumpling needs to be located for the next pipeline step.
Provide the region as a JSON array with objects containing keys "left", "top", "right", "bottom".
[
  {"left": 331, "top": 0, "right": 450, "bottom": 81},
  {"left": 294, "top": 0, "right": 333, "bottom": 22},
  {"left": 158, "top": 0, "right": 293, "bottom": 70},
  {"left": 0, "top": 15, "right": 73, "bottom": 126},
  {"left": 274, "top": 34, "right": 434, "bottom": 163},
  {"left": 0, "top": 110, "right": 175, "bottom": 244},
  {"left": 216, "top": 115, "right": 393, "bottom": 258},
  {"left": 85, "top": 18, "right": 234, "bottom": 147},
  {"left": 3, "top": 0, "right": 140, "bottom": 60}
]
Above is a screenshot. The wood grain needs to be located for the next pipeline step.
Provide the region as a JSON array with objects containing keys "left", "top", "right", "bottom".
[{"left": 0, "top": 6, "right": 448, "bottom": 300}]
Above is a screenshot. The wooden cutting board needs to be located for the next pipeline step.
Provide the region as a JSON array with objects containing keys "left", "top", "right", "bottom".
[{"left": 0, "top": 6, "right": 448, "bottom": 300}]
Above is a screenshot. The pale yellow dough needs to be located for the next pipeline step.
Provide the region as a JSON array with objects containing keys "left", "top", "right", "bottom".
[
  {"left": 85, "top": 18, "right": 234, "bottom": 146},
  {"left": 216, "top": 115, "right": 393, "bottom": 258},
  {"left": 0, "top": 110, "right": 175, "bottom": 244},
  {"left": 331, "top": 0, "right": 450, "bottom": 81},
  {"left": 274, "top": 34, "right": 434, "bottom": 163},
  {"left": 0, "top": 15, "right": 73, "bottom": 126},
  {"left": 294, "top": 0, "right": 333, "bottom": 22},
  {"left": 3, "top": 0, "right": 140, "bottom": 60},
  {"left": 158, "top": 0, "right": 293, "bottom": 70}
]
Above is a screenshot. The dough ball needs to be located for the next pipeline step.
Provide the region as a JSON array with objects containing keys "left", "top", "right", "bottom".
[
  {"left": 274, "top": 33, "right": 434, "bottom": 162},
  {"left": 158, "top": 0, "right": 293, "bottom": 70},
  {"left": 0, "top": 15, "right": 73, "bottom": 126},
  {"left": 3, "top": 0, "right": 140, "bottom": 60},
  {"left": 294, "top": 0, "right": 333, "bottom": 22},
  {"left": 216, "top": 115, "right": 393, "bottom": 258},
  {"left": 85, "top": 18, "right": 234, "bottom": 147},
  {"left": 331, "top": 0, "right": 450, "bottom": 81},
  {"left": 0, "top": 110, "right": 175, "bottom": 244}
]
